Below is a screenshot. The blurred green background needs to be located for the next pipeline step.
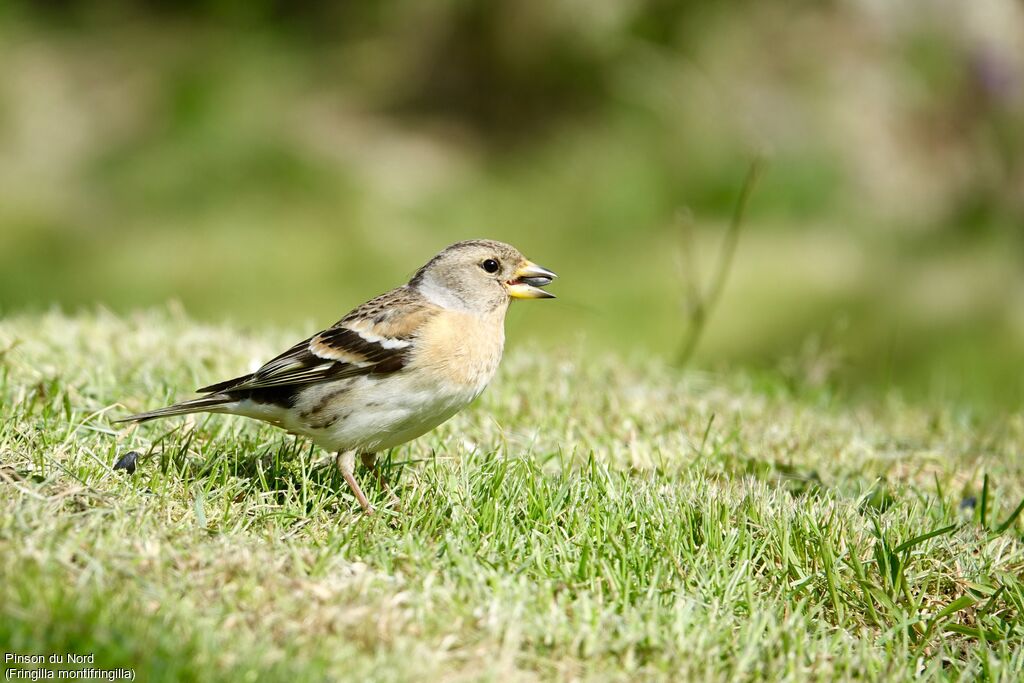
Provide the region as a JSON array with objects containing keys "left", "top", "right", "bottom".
[{"left": 1, "top": 1, "right": 1022, "bottom": 408}]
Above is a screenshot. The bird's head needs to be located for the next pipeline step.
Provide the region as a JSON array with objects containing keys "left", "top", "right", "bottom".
[{"left": 410, "top": 239, "right": 557, "bottom": 314}]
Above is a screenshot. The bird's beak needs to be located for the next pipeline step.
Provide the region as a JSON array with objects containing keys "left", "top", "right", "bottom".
[{"left": 507, "top": 260, "right": 558, "bottom": 299}]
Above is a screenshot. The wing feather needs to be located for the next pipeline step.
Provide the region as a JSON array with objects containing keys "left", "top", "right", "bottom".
[{"left": 197, "top": 287, "right": 436, "bottom": 395}]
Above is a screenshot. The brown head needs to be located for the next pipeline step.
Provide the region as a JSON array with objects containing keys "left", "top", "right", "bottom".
[{"left": 409, "top": 239, "right": 557, "bottom": 315}]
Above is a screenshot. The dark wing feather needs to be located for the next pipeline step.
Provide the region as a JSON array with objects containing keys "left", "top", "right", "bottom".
[{"left": 196, "top": 287, "right": 436, "bottom": 395}]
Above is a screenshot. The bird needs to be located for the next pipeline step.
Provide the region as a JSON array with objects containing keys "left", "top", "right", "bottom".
[{"left": 116, "top": 239, "right": 557, "bottom": 514}]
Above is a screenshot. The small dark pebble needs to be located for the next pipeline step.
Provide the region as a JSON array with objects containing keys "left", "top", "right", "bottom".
[
  {"left": 114, "top": 451, "right": 140, "bottom": 475},
  {"left": 960, "top": 496, "right": 977, "bottom": 511}
]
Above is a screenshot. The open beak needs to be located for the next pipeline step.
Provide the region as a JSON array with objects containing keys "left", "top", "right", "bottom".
[{"left": 507, "top": 260, "right": 558, "bottom": 299}]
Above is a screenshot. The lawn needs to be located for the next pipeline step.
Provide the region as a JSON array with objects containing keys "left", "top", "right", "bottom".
[{"left": 1, "top": 309, "right": 1023, "bottom": 681}]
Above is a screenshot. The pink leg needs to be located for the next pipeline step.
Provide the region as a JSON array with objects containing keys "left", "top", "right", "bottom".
[{"left": 336, "top": 450, "right": 374, "bottom": 514}]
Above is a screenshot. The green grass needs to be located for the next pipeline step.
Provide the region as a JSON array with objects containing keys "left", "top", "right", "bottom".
[{"left": 2, "top": 309, "right": 1023, "bottom": 681}]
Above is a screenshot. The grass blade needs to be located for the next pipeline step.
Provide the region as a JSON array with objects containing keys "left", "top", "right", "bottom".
[
  {"left": 894, "top": 524, "right": 958, "bottom": 554},
  {"left": 980, "top": 474, "right": 989, "bottom": 528},
  {"left": 995, "top": 496, "right": 1024, "bottom": 534}
]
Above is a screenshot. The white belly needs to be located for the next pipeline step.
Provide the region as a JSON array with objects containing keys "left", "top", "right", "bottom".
[
  {"left": 234, "top": 371, "right": 486, "bottom": 454},
  {"left": 316, "top": 374, "right": 473, "bottom": 452}
]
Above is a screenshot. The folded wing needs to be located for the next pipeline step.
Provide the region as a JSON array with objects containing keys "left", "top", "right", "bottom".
[{"left": 197, "top": 287, "right": 437, "bottom": 394}]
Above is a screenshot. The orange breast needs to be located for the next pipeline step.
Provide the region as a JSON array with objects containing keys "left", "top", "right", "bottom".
[{"left": 411, "top": 309, "right": 506, "bottom": 392}]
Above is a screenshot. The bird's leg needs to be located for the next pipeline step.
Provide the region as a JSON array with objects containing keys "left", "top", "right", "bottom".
[
  {"left": 336, "top": 450, "right": 374, "bottom": 514},
  {"left": 360, "top": 452, "right": 401, "bottom": 510}
]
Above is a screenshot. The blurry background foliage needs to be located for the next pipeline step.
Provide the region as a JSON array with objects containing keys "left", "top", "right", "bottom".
[{"left": 0, "top": 0, "right": 1022, "bottom": 409}]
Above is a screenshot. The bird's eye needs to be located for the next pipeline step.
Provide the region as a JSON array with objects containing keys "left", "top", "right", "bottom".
[{"left": 481, "top": 259, "right": 500, "bottom": 274}]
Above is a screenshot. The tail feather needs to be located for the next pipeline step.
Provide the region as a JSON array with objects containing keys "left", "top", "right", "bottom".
[
  {"left": 114, "top": 394, "right": 235, "bottom": 424},
  {"left": 196, "top": 373, "right": 254, "bottom": 394}
]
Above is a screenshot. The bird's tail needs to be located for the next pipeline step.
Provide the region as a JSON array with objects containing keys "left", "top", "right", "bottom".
[{"left": 114, "top": 394, "right": 234, "bottom": 424}]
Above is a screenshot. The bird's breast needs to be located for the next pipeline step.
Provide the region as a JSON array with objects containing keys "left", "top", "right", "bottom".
[{"left": 410, "top": 308, "right": 506, "bottom": 397}]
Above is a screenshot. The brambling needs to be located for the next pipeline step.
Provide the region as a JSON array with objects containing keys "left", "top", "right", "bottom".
[{"left": 117, "top": 240, "right": 557, "bottom": 513}]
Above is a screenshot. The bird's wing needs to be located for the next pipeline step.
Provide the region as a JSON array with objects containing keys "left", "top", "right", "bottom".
[{"left": 197, "top": 287, "right": 438, "bottom": 393}]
